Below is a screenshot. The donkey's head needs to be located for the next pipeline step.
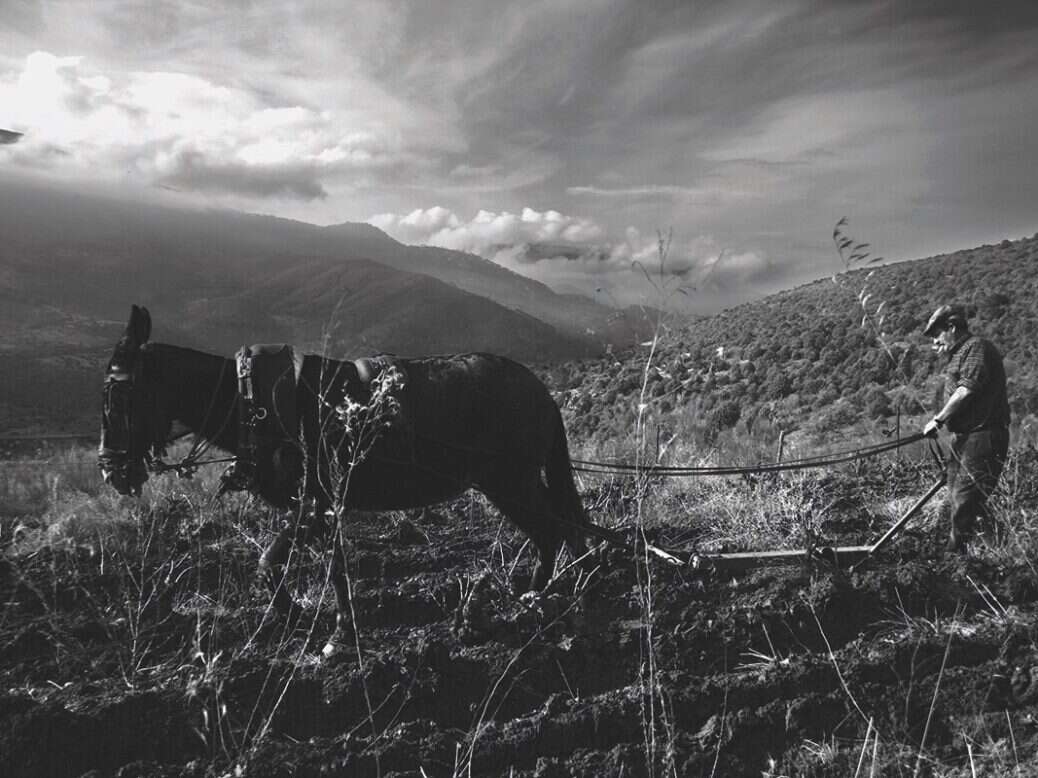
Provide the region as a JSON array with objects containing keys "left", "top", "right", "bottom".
[{"left": 98, "top": 305, "right": 169, "bottom": 496}]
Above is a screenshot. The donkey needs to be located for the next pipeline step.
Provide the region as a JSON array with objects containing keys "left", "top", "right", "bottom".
[{"left": 99, "top": 305, "right": 589, "bottom": 654}]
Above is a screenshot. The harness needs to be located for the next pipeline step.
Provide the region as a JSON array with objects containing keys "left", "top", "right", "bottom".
[
  {"left": 216, "top": 347, "right": 413, "bottom": 496},
  {"left": 219, "top": 344, "right": 305, "bottom": 494}
]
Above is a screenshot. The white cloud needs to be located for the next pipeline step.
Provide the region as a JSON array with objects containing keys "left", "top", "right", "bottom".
[
  {"left": 0, "top": 51, "right": 428, "bottom": 199},
  {"left": 369, "top": 206, "right": 770, "bottom": 307},
  {"left": 370, "top": 206, "right": 461, "bottom": 243},
  {"left": 370, "top": 205, "right": 606, "bottom": 255}
]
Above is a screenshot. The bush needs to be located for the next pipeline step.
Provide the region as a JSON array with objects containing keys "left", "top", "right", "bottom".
[
  {"left": 811, "top": 401, "right": 860, "bottom": 435},
  {"left": 864, "top": 387, "right": 892, "bottom": 419},
  {"left": 705, "top": 400, "right": 741, "bottom": 442}
]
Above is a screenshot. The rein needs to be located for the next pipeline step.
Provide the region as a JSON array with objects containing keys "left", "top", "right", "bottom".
[
  {"left": 149, "top": 451, "right": 239, "bottom": 478},
  {"left": 571, "top": 432, "right": 930, "bottom": 477},
  {"left": 109, "top": 343, "right": 938, "bottom": 489},
  {"left": 147, "top": 358, "right": 240, "bottom": 478}
]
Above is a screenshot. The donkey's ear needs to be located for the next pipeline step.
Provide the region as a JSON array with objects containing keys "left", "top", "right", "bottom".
[
  {"left": 126, "top": 305, "right": 152, "bottom": 347},
  {"left": 138, "top": 306, "right": 152, "bottom": 344}
]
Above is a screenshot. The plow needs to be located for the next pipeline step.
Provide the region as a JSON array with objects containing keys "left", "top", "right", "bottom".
[
  {"left": 689, "top": 474, "right": 945, "bottom": 573},
  {"left": 574, "top": 431, "right": 947, "bottom": 575}
]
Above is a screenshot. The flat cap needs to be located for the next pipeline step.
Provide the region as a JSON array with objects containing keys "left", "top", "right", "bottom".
[{"left": 923, "top": 304, "right": 969, "bottom": 336}]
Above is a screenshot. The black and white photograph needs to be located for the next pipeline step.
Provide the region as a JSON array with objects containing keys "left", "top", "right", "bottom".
[{"left": 2, "top": 1, "right": 1038, "bottom": 775}]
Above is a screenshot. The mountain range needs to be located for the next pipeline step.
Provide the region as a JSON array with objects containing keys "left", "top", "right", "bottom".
[
  {"left": 2, "top": 176, "right": 1034, "bottom": 442},
  {"left": 0, "top": 178, "right": 654, "bottom": 433}
]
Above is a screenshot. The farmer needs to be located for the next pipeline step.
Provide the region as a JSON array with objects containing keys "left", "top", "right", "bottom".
[{"left": 922, "top": 304, "right": 1010, "bottom": 552}]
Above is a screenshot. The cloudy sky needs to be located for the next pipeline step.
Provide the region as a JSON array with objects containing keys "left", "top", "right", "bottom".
[{"left": 3, "top": 1, "right": 1038, "bottom": 311}]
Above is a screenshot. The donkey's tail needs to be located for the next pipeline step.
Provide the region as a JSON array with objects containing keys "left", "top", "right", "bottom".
[{"left": 545, "top": 405, "right": 589, "bottom": 552}]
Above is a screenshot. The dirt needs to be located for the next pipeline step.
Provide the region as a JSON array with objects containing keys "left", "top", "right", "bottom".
[{"left": 4, "top": 487, "right": 1038, "bottom": 777}]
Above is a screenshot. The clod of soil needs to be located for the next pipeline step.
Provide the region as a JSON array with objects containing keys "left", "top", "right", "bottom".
[{"left": 4, "top": 483, "right": 1038, "bottom": 777}]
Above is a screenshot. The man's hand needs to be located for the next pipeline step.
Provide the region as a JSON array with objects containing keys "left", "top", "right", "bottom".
[{"left": 923, "top": 416, "right": 943, "bottom": 437}]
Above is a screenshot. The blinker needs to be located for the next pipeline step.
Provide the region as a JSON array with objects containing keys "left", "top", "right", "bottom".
[{"left": 99, "top": 358, "right": 150, "bottom": 495}]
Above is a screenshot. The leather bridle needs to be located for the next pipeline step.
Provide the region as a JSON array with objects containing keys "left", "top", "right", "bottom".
[
  {"left": 98, "top": 353, "right": 156, "bottom": 496},
  {"left": 99, "top": 350, "right": 241, "bottom": 495}
]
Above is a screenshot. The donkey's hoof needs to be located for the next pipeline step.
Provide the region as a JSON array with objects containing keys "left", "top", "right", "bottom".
[{"left": 321, "top": 627, "right": 349, "bottom": 659}]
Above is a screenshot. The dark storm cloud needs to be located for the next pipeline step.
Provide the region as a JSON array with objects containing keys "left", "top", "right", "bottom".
[
  {"left": 159, "top": 149, "right": 327, "bottom": 201},
  {"left": 515, "top": 242, "right": 612, "bottom": 264},
  {"left": 838, "top": 0, "right": 1038, "bottom": 38},
  {"left": 4, "top": 0, "right": 45, "bottom": 36},
  {"left": 395, "top": 0, "right": 1038, "bottom": 193},
  {"left": 0, "top": 129, "right": 24, "bottom": 145},
  {"left": 92, "top": 0, "right": 209, "bottom": 57}
]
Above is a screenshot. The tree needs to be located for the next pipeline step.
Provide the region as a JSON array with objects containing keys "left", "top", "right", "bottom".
[
  {"left": 865, "top": 386, "right": 892, "bottom": 419},
  {"left": 705, "top": 399, "right": 741, "bottom": 443},
  {"left": 980, "top": 292, "right": 1011, "bottom": 321},
  {"left": 813, "top": 402, "right": 860, "bottom": 434},
  {"left": 764, "top": 367, "right": 792, "bottom": 399}
]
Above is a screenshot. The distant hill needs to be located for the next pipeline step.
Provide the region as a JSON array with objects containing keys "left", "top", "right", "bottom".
[
  {"left": 552, "top": 233, "right": 1038, "bottom": 446},
  {"left": 0, "top": 259, "right": 592, "bottom": 434},
  {"left": 0, "top": 179, "right": 648, "bottom": 433},
  {"left": 0, "top": 179, "right": 645, "bottom": 346},
  {"left": 181, "top": 258, "right": 588, "bottom": 358}
]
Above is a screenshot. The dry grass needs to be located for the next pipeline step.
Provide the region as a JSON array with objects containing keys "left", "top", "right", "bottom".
[
  {"left": 6, "top": 326, "right": 1038, "bottom": 777},
  {"left": 4, "top": 429, "right": 1038, "bottom": 775}
]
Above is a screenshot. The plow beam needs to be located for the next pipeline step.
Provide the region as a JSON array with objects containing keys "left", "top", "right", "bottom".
[{"left": 691, "top": 545, "right": 873, "bottom": 573}]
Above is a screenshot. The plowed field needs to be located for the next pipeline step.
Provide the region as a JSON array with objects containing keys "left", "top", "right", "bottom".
[{"left": 4, "top": 467, "right": 1038, "bottom": 777}]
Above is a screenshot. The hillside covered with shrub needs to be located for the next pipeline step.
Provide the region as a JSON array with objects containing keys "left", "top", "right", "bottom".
[{"left": 549, "top": 232, "right": 1038, "bottom": 452}]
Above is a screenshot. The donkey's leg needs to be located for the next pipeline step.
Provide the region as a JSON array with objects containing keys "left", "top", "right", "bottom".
[
  {"left": 323, "top": 519, "right": 352, "bottom": 658},
  {"left": 257, "top": 508, "right": 322, "bottom": 616},
  {"left": 530, "top": 480, "right": 593, "bottom": 587},
  {"left": 258, "top": 525, "right": 295, "bottom": 615},
  {"left": 563, "top": 510, "right": 592, "bottom": 581},
  {"left": 483, "top": 473, "right": 564, "bottom": 593}
]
